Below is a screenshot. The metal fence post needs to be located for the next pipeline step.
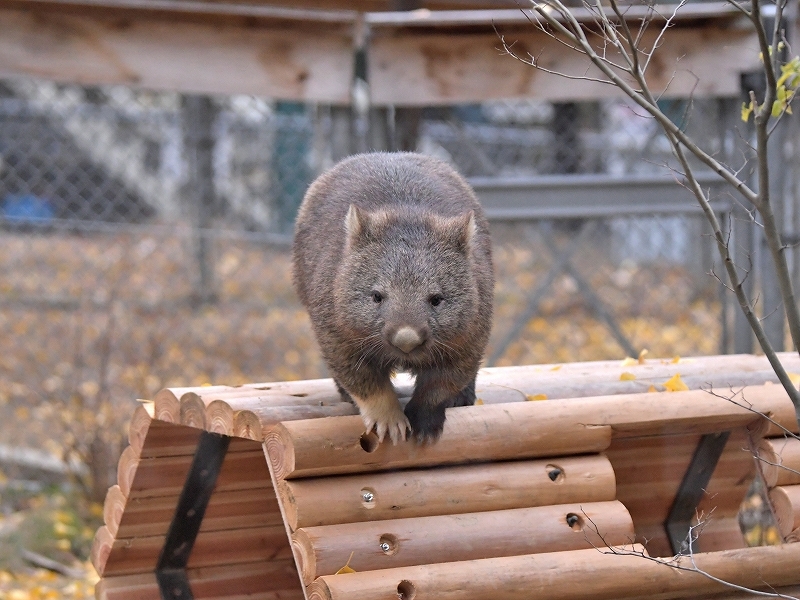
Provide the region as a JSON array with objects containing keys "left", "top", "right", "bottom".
[{"left": 181, "top": 94, "right": 218, "bottom": 306}]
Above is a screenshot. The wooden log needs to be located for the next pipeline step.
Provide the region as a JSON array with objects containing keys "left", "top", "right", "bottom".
[
  {"left": 265, "top": 400, "right": 613, "bottom": 480},
  {"left": 760, "top": 437, "right": 800, "bottom": 487},
  {"left": 179, "top": 392, "right": 207, "bottom": 429},
  {"left": 103, "top": 484, "right": 127, "bottom": 537},
  {"left": 266, "top": 386, "right": 788, "bottom": 480},
  {"left": 91, "top": 525, "right": 115, "bottom": 576},
  {"left": 127, "top": 402, "right": 154, "bottom": 454},
  {"left": 629, "top": 585, "right": 800, "bottom": 600},
  {"left": 112, "top": 488, "right": 282, "bottom": 539},
  {"left": 227, "top": 404, "right": 362, "bottom": 440},
  {"left": 98, "top": 524, "right": 292, "bottom": 577},
  {"left": 235, "top": 410, "right": 265, "bottom": 441},
  {"left": 478, "top": 369, "right": 797, "bottom": 404},
  {"left": 206, "top": 399, "right": 236, "bottom": 435},
  {"left": 769, "top": 484, "right": 800, "bottom": 537},
  {"left": 153, "top": 387, "right": 182, "bottom": 423},
  {"left": 96, "top": 560, "right": 304, "bottom": 600},
  {"left": 279, "top": 454, "right": 617, "bottom": 530},
  {"left": 306, "top": 543, "right": 800, "bottom": 600},
  {"left": 116, "top": 446, "right": 139, "bottom": 497},
  {"left": 293, "top": 500, "right": 634, "bottom": 585}
]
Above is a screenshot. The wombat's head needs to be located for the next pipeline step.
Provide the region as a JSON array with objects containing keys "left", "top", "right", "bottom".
[{"left": 334, "top": 204, "right": 481, "bottom": 367}]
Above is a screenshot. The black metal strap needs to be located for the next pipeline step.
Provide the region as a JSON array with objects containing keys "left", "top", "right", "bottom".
[
  {"left": 156, "top": 430, "right": 231, "bottom": 600},
  {"left": 665, "top": 430, "right": 731, "bottom": 555}
]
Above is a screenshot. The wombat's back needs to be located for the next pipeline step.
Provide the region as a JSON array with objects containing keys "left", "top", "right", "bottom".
[{"left": 292, "top": 152, "right": 491, "bottom": 307}]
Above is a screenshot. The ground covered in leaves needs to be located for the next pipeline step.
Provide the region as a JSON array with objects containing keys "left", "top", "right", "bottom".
[{"left": 0, "top": 221, "right": 733, "bottom": 595}]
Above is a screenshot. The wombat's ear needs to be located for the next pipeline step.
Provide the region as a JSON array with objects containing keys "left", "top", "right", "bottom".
[
  {"left": 432, "top": 211, "right": 476, "bottom": 252},
  {"left": 345, "top": 204, "right": 369, "bottom": 252},
  {"left": 460, "top": 211, "right": 477, "bottom": 250}
]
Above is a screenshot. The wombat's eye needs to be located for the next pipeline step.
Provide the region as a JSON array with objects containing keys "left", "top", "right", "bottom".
[
  {"left": 371, "top": 291, "right": 384, "bottom": 303},
  {"left": 429, "top": 294, "right": 444, "bottom": 307}
]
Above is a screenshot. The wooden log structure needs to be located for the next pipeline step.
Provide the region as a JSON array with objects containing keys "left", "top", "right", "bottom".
[{"left": 93, "top": 352, "right": 800, "bottom": 599}]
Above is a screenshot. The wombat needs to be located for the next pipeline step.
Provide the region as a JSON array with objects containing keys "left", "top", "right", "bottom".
[{"left": 292, "top": 152, "right": 494, "bottom": 444}]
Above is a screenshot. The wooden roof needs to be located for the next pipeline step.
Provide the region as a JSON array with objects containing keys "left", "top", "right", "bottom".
[
  {"left": 92, "top": 353, "right": 800, "bottom": 599},
  {"left": 0, "top": 0, "right": 761, "bottom": 102}
]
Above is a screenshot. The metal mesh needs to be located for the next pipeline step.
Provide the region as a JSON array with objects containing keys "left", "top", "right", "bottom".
[{"left": 0, "top": 77, "right": 730, "bottom": 497}]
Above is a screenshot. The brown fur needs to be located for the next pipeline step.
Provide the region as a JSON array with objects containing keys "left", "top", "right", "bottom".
[{"left": 292, "top": 152, "right": 494, "bottom": 443}]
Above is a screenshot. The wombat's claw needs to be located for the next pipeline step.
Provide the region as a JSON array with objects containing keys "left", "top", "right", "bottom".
[{"left": 361, "top": 409, "right": 410, "bottom": 445}]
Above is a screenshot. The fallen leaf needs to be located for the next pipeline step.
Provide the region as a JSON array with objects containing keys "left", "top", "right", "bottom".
[
  {"left": 670, "top": 355, "right": 681, "bottom": 364},
  {"left": 620, "top": 372, "right": 636, "bottom": 381},
  {"left": 475, "top": 398, "right": 484, "bottom": 405},
  {"left": 336, "top": 551, "right": 356, "bottom": 574},
  {"left": 550, "top": 365, "right": 562, "bottom": 371},
  {"left": 663, "top": 373, "right": 689, "bottom": 392},
  {"left": 526, "top": 394, "right": 548, "bottom": 401},
  {"left": 638, "top": 349, "right": 649, "bottom": 364},
  {"left": 621, "top": 356, "right": 638, "bottom": 367},
  {"left": 647, "top": 385, "right": 658, "bottom": 393}
]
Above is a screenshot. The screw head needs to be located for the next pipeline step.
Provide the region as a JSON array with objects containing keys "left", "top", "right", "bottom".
[
  {"left": 380, "top": 542, "right": 391, "bottom": 552},
  {"left": 362, "top": 491, "right": 375, "bottom": 502}
]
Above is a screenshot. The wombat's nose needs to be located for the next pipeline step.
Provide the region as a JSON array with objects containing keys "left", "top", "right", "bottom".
[{"left": 391, "top": 326, "right": 424, "bottom": 353}]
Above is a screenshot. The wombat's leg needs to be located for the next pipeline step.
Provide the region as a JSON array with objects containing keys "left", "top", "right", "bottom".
[
  {"left": 346, "top": 379, "right": 410, "bottom": 445},
  {"left": 405, "top": 372, "right": 474, "bottom": 443},
  {"left": 334, "top": 379, "right": 354, "bottom": 404},
  {"left": 449, "top": 378, "right": 477, "bottom": 408}
]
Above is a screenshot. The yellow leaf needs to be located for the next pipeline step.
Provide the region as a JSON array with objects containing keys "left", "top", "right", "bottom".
[
  {"left": 670, "top": 355, "right": 681, "bottom": 364},
  {"left": 621, "top": 356, "right": 638, "bottom": 367},
  {"left": 526, "top": 394, "right": 548, "bottom": 401},
  {"left": 475, "top": 398, "right": 484, "bottom": 405},
  {"left": 55, "top": 538, "right": 72, "bottom": 551},
  {"left": 638, "top": 349, "right": 649, "bottom": 364},
  {"left": 336, "top": 552, "right": 356, "bottom": 574},
  {"left": 648, "top": 385, "right": 658, "bottom": 393},
  {"left": 788, "top": 372, "right": 800, "bottom": 389},
  {"left": 620, "top": 372, "right": 636, "bottom": 381},
  {"left": 663, "top": 373, "right": 689, "bottom": 392},
  {"left": 764, "top": 525, "right": 783, "bottom": 545},
  {"left": 743, "top": 523, "right": 763, "bottom": 546},
  {"left": 550, "top": 365, "right": 562, "bottom": 371}
]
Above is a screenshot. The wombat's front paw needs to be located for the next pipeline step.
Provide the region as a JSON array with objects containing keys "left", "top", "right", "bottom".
[
  {"left": 405, "top": 401, "right": 447, "bottom": 444},
  {"left": 360, "top": 402, "right": 410, "bottom": 445}
]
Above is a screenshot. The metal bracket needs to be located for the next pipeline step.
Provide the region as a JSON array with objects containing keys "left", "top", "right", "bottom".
[
  {"left": 665, "top": 430, "right": 731, "bottom": 555},
  {"left": 156, "top": 430, "right": 231, "bottom": 600}
]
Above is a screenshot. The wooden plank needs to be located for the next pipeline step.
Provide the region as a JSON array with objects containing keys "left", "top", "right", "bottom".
[
  {"left": 98, "top": 525, "right": 292, "bottom": 576},
  {"left": 0, "top": 8, "right": 353, "bottom": 101},
  {"left": 369, "top": 25, "right": 761, "bottom": 105},
  {"left": 96, "top": 560, "right": 303, "bottom": 600}
]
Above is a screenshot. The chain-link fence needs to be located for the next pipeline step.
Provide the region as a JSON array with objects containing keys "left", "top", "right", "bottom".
[{"left": 0, "top": 77, "right": 734, "bottom": 498}]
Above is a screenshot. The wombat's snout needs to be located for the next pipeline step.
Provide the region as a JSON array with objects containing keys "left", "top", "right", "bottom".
[{"left": 390, "top": 326, "right": 426, "bottom": 354}]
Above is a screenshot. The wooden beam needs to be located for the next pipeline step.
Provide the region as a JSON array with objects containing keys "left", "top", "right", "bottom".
[
  {"left": 369, "top": 24, "right": 761, "bottom": 105},
  {"left": 0, "top": 8, "right": 354, "bottom": 101}
]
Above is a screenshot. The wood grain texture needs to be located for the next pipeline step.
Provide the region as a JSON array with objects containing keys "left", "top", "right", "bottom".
[{"left": 0, "top": 8, "right": 353, "bottom": 100}]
